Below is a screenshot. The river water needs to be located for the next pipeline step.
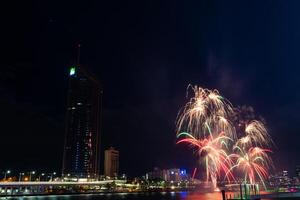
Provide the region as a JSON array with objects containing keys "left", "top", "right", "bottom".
[
  {"left": 0, "top": 192, "right": 221, "bottom": 200},
  {"left": 0, "top": 191, "right": 290, "bottom": 200}
]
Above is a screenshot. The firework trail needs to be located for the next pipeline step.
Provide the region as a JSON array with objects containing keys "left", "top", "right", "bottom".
[
  {"left": 177, "top": 132, "right": 236, "bottom": 184},
  {"left": 227, "top": 146, "right": 272, "bottom": 188},
  {"left": 229, "top": 120, "right": 273, "bottom": 188},
  {"left": 176, "top": 86, "right": 236, "bottom": 188},
  {"left": 176, "top": 86, "right": 235, "bottom": 139},
  {"left": 229, "top": 106, "right": 273, "bottom": 187},
  {"left": 192, "top": 167, "right": 197, "bottom": 179},
  {"left": 176, "top": 85, "right": 273, "bottom": 188}
]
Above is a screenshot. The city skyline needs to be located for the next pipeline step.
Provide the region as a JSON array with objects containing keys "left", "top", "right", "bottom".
[{"left": 2, "top": 0, "right": 300, "bottom": 177}]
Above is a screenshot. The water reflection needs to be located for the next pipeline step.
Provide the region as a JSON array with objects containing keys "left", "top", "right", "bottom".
[
  {"left": 1, "top": 191, "right": 223, "bottom": 200},
  {"left": 183, "top": 192, "right": 222, "bottom": 200}
]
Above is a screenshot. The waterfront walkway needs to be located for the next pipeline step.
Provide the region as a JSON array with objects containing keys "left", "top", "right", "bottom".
[{"left": 0, "top": 180, "right": 128, "bottom": 196}]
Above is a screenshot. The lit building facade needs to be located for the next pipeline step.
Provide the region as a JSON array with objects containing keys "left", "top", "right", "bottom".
[
  {"left": 146, "top": 168, "right": 189, "bottom": 182},
  {"left": 62, "top": 66, "right": 103, "bottom": 178},
  {"left": 146, "top": 167, "right": 164, "bottom": 180},
  {"left": 269, "top": 170, "right": 291, "bottom": 188},
  {"left": 164, "top": 168, "right": 188, "bottom": 182},
  {"left": 104, "top": 147, "right": 119, "bottom": 177}
]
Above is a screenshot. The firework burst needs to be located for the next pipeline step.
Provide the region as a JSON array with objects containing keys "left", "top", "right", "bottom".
[
  {"left": 243, "top": 120, "right": 272, "bottom": 147},
  {"left": 177, "top": 132, "right": 236, "bottom": 184},
  {"left": 229, "top": 120, "right": 273, "bottom": 187},
  {"left": 227, "top": 145, "right": 272, "bottom": 188},
  {"left": 176, "top": 85, "right": 274, "bottom": 189},
  {"left": 176, "top": 85, "right": 235, "bottom": 139},
  {"left": 176, "top": 86, "right": 236, "bottom": 188}
]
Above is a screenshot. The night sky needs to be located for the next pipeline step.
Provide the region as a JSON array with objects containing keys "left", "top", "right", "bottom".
[{"left": 2, "top": 0, "right": 300, "bottom": 177}]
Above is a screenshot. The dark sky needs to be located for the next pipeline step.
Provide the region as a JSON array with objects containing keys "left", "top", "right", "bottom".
[{"left": 2, "top": 0, "right": 300, "bottom": 177}]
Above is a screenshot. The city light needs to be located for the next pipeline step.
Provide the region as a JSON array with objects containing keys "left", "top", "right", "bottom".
[
  {"left": 29, "top": 171, "right": 36, "bottom": 181},
  {"left": 4, "top": 170, "right": 11, "bottom": 180},
  {"left": 180, "top": 169, "right": 186, "bottom": 175},
  {"left": 70, "top": 67, "right": 76, "bottom": 76}
]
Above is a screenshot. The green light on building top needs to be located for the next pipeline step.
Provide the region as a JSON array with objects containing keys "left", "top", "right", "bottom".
[{"left": 70, "top": 67, "right": 76, "bottom": 76}]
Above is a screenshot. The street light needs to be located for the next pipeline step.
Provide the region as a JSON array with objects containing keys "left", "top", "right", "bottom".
[
  {"left": 39, "top": 173, "right": 45, "bottom": 181},
  {"left": 50, "top": 172, "right": 56, "bottom": 181},
  {"left": 4, "top": 170, "right": 11, "bottom": 180},
  {"left": 19, "top": 173, "right": 24, "bottom": 182},
  {"left": 29, "top": 171, "right": 35, "bottom": 181}
]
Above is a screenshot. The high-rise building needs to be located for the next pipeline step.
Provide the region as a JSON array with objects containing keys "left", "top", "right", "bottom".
[
  {"left": 104, "top": 147, "right": 119, "bottom": 177},
  {"left": 62, "top": 65, "right": 103, "bottom": 178}
]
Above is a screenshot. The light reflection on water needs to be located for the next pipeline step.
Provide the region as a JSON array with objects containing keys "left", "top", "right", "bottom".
[{"left": 0, "top": 192, "right": 224, "bottom": 200}]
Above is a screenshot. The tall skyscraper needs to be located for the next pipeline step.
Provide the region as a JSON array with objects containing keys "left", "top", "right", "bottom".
[
  {"left": 104, "top": 147, "right": 119, "bottom": 177},
  {"left": 62, "top": 65, "right": 103, "bottom": 178}
]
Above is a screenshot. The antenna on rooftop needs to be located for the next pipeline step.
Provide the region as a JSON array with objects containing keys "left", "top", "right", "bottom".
[{"left": 77, "top": 43, "right": 81, "bottom": 65}]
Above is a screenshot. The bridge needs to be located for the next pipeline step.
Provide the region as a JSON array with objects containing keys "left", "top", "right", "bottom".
[{"left": 0, "top": 180, "right": 131, "bottom": 196}]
